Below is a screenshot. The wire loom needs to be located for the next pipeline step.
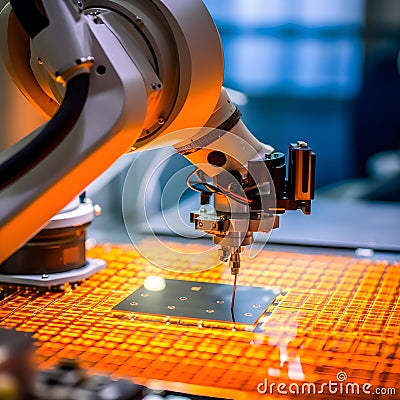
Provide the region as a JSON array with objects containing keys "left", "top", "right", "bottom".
[{"left": 0, "top": 243, "right": 399, "bottom": 399}]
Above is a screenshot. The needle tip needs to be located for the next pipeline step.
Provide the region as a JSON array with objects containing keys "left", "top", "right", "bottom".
[{"left": 231, "top": 273, "right": 237, "bottom": 323}]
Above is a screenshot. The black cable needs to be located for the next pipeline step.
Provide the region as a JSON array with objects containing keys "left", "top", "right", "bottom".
[
  {"left": 0, "top": 73, "right": 90, "bottom": 191},
  {"left": 187, "top": 169, "right": 252, "bottom": 206},
  {"left": 10, "top": 0, "right": 49, "bottom": 39},
  {"left": 231, "top": 273, "right": 237, "bottom": 323}
]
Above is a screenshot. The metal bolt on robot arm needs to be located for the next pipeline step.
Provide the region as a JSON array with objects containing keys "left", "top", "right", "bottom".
[{"left": 0, "top": 0, "right": 315, "bottom": 283}]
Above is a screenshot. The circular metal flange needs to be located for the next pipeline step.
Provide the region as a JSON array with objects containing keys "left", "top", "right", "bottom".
[
  {"left": 0, "top": 258, "right": 106, "bottom": 288},
  {"left": 0, "top": 200, "right": 97, "bottom": 276},
  {"left": 81, "top": 0, "right": 224, "bottom": 148},
  {"left": 45, "top": 200, "right": 95, "bottom": 229}
]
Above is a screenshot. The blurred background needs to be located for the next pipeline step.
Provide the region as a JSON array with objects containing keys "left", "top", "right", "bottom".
[
  {"left": 202, "top": 0, "right": 400, "bottom": 198},
  {"left": 1, "top": 0, "right": 400, "bottom": 217}
]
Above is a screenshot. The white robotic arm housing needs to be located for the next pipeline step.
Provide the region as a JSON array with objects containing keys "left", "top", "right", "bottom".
[
  {"left": 0, "top": 0, "right": 224, "bottom": 266},
  {"left": 0, "top": 0, "right": 315, "bottom": 281}
]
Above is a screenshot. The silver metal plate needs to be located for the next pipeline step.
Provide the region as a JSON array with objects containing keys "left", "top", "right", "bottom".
[
  {"left": 113, "top": 279, "right": 280, "bottom": 325},
  {"left": 0, "top": 258, "right": 106, "bottom": 287}
]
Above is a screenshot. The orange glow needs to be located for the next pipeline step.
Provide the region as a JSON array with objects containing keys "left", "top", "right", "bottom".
[{"left": 0, "top": 243, "right": 399, "bottom": 398}]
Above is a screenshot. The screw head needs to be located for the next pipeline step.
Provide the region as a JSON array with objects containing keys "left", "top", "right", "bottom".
[
  {"left": 296, "top": 140, "right": 308, "bottom": 148},
  {"left": 93, "top": 204, "right": 102, "bottom": 216}
]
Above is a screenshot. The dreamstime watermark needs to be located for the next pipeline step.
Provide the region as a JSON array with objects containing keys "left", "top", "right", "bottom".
[{"left": 257, "top": 371, "right": 396, "bottom": 396}]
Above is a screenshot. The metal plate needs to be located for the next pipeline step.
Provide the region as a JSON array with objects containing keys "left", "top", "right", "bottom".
[
  {"left": 113, "top": 279, "right": 280, "bottom": 325},
  {"left": 0, "top": 258, "right": 106, "bottom": 287}
]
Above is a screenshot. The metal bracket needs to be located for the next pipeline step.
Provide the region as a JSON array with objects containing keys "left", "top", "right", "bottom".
[{"left": 190, "top": 211, "right": 279, "bottom": 234}]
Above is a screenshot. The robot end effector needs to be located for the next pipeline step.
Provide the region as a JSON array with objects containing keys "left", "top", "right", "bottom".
[
  {"left": 194, "top": 140, "right": 316, "bottom": 274},
  {"left": 183, "top": 93, "right": 316, "bottom": 275}
]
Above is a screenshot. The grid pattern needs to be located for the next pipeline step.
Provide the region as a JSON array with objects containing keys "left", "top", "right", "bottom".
[{"left": 0, "top": 242, "right": 399, "bottom": 399}]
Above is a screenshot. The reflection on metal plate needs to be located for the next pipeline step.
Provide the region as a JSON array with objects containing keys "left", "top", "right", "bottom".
[{"left": 113, "top": 279, "right": 279, "bottom": 325}]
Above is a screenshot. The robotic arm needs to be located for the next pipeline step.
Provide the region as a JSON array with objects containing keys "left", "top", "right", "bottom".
[
  {"left": 0, "top": 0, "right": 315, "bottom": 279},
  {"left": 181, "top": 89, "right": 315, "bottom": 276}
]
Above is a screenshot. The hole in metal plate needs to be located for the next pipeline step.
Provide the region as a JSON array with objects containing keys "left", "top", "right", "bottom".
[{"left": 113, "top": 279, "right": 279, "bottom": 326}]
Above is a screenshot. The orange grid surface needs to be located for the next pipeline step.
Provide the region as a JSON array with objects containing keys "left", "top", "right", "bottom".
[{"left": 0, "top": 242, "right": 399, "bottom": 399}]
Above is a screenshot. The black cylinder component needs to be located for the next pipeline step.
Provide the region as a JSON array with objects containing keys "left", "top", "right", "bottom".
[
  {"left": 248, "top": 152, "right": 286, "bottom": 199},
  {"left": 265, "top": 152, "right": 286, "bottom": 199},
  {"left": 207, "top": 150, "right": 227, "bottom": 167},
  {"left": 0, "top": 223, "right": 90, "bottom": 275}
]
